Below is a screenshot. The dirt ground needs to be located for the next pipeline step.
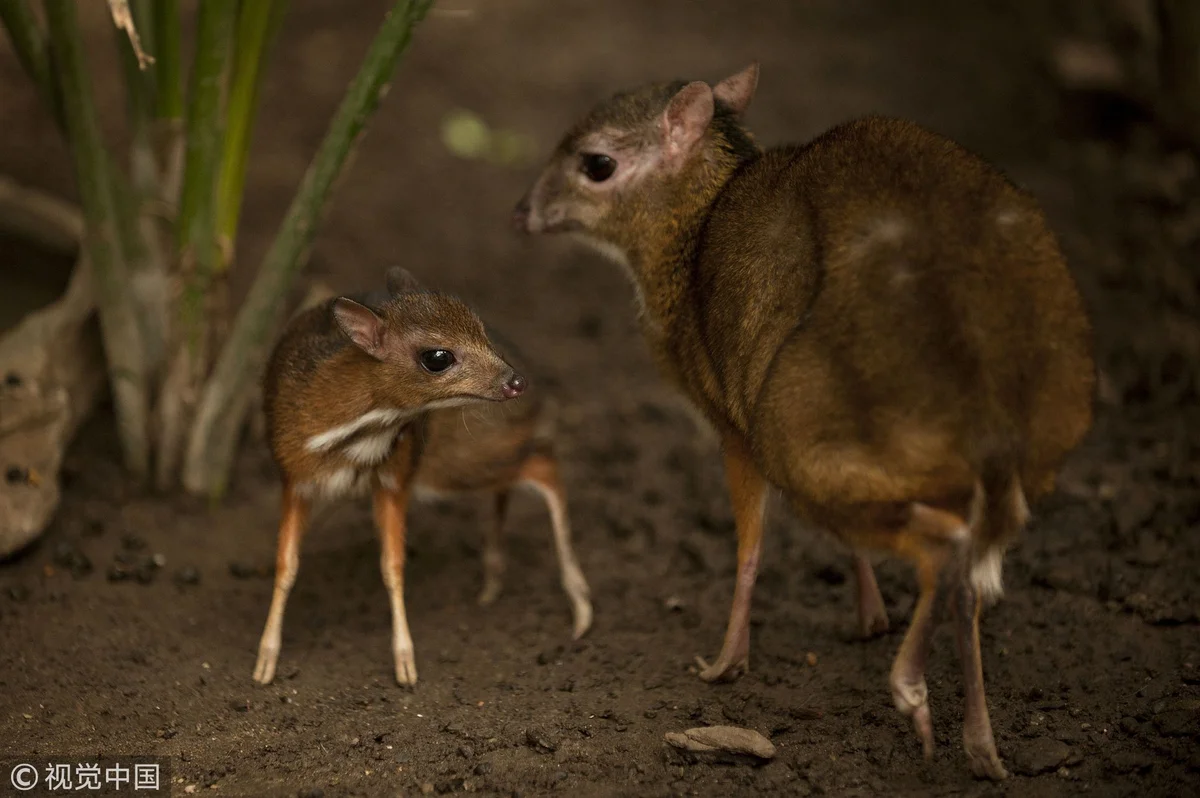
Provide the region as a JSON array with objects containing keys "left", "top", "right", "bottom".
[{"left": 1, "top": 1, "right": 1198, "bottom": 796}]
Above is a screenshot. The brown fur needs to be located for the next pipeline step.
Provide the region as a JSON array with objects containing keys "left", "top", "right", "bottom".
[
  {"left": 517, "top": 81, "right": 1094, "bottom": 565},
  {"left": 263, "top": 278, "right": 524, "bottom": 493},
  {"left": 516, "top": 64, "right": 1095, "bottom": 778},
  {"left": 253, "top": 268, "right": 591, "bottom": 688}
]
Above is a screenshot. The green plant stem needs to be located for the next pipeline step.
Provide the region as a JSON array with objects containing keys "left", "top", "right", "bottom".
[
  {"left": 183, "top": 0, "right": 437, "bottom": 498},
  {"left": 155, "top": 0, "right": 237, "bottom": 490},
  {"left": 176, "top": 0, "right": 237, "bottom": 303},
  {"left": 0, "top": 0, "right": 65, "bottom": 129},
  {"left": 115, "top": 2, "right": 154, "bottom": 138},
  {"left": 150, "top": 0, "right": 184, "bottom": 205},
  {"left": 215, "top": 0, "right": 290, "bottom": 273},
  {"left": 152, "top": 0, "right": 182, "bottom": 122},
  {"left": 43, "top": 0, "right": 149, "bottom": 479}
]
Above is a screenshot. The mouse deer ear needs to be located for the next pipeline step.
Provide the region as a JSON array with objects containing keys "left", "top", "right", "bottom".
[
  {"left": 713, "top": 62, "right": 759, "bottom": 116},
  {"left": 332, "top": 298, "right": 386, "bottom": 359},
  {"left": 386, "top": 266, "right": 421, "bottom": 296},
  {"left": 661, "top": 81, "right": 714, "bottom": 164}
]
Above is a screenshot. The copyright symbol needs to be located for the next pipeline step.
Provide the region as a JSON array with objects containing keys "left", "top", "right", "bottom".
[{"left": 9, "top": 763, "right": 38, "bottom": 791}]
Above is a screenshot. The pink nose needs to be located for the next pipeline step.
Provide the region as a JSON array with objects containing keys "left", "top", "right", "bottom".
[{"left": 502, "top": 373, "right": 526, "bottom": 399}]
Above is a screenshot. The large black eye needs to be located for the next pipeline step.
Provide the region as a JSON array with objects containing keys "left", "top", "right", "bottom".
[
  {"left": 419, "top": 349, "right": 456, "bottom": 373},
  {"left": 580, "top": 153, "right": 616, "bottom": 182}
]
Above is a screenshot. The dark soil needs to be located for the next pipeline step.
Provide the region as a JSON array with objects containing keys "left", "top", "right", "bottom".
[{"left": 1, "top": 1, "right": 1198, "bottom": 796}]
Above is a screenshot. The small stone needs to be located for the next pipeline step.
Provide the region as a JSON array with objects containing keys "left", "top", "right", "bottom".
[
  {"left": 184, "top": 786, "right": 197, "bottom": 795},
  {"left": 134, "top": 562, "right": 157, "bottom": 584},
  {"left": 420, "top": 783, "right": 434, "bottom": 795},
  {"left": 121, "top": 534, "right": 147, "bottom": 551},
  {"left": 174, "top": 566, "right": 201, "bottom": 586},
  {"left": 151, "top": 553, "right": 167, "bottom": 568},
  {"left": 664, "top": 725, "right": 777, "bottom": 760},
  {"left": 525, "top": 726, "right": 558, "bottom": 752},
  {"left": 458, "top": 744, "right": 475, "bottom": 759},
  {"left": 537, "top": 646, "right": 563, "bottom": 666},
  {"left": 805, "top": 652, "right": 818, "bottom": 667},
  {"left": 1105, "top": 749, "right": 1154, "bottom": 775},
  {"left": 229, "top": 699, "right": 250, "bottom": 713},
  {"left": 229, "top": 561, "right": 258, "bottom": 579},
  {"left": 1153, "top": 699, "right": 1200, "bottom": 736},
  {"left": 1012, "top": 738, "right": 1070, "bottom": 775},
  {"left": 473, "top": 762, "right": 492, "bottom": 776},
  {"left": 1119, "top": 716, "right": 1140, "bottom": 735}
]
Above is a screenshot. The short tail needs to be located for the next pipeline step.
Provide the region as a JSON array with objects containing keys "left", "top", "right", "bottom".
[{"left": 967, "top": 461, "right": 1030, "bottom": 605}]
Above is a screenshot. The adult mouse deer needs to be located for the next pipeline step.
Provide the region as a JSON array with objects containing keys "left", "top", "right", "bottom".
[{"left": 513, "top": 64, "right": 1094, "bottom": 779}]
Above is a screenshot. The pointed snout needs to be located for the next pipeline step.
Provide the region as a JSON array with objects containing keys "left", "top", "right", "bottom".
[{"left": 501, "top": 371, "right": 527, "bottom": 399}]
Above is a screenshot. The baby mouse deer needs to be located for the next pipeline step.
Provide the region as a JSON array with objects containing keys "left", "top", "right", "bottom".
[
  {"left": 514, "top": 64, "right": 1094, "bottom": 779},
  {"left": 255, "top": 267, "right": 592, "bottom": 687}
]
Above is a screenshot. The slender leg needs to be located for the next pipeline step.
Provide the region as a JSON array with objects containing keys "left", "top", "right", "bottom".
[
  {"left": 952, "top": 557, "right": 1008, "bottom": 780},
  {"left": 519, "top": 453, "right": 593, "bottom": 639},
  {"left": 696, "top": 434, "right": 768, "bottom": 683},
  {"left": 888, "top": 544, "right": 946, "bottom": 758},
  {"left": 478, "top": 490, "right": 509, "bottom": 606},
  {"left": 853, "top": 551, "right": 890, "bottom": 637},
  {"left": 254, "top": 482, "right": 311, "bottom": 685},
  {"left": 375, "top": 481, "right": 417, "bottom": 686}
]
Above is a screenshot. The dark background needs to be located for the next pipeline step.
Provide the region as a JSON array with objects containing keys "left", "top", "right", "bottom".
[{"left": 1, "top": 1, "right": 1197, "bottom": 796}]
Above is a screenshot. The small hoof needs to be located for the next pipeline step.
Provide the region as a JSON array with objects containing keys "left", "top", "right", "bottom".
[
  {"left": 477, "top": 582, "right": 501, "bottom": 607},
  {"left": 966, "top": 745, "right": 1009, "bottom": 781},
  {"left": 571, "top": 600, "right": 593, "bottom": 640},
  {"left": 253, "top": 649, "right": 278, "bottom": 685},
  {"left": 859, "top": 613, "right": 890, "bottom": 639},
  {"left": 695, "top": 655, "right": 748, "bottom": 683},
  {"left": 394, "top": 653, "right": 418, "bottom": 687}
]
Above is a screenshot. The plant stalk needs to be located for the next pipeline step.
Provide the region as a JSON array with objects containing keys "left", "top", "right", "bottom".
[
  {"left": 151, "top": 0, "right": 184, "bottom": 205},
  {"left": 216, "top": 0, "right": 290, "bottom": 273},
  {"left": 154, "top": 0, "right": 238, "bottom": 490},
  {"left": 183, "top": 0, "right": 437, "bottom": 498},
  {"left": 43, "top": 0, "right": 149, "bottom": 479},
  {"left": 1, "top": 0, "right": 66, "bottom": 129}
]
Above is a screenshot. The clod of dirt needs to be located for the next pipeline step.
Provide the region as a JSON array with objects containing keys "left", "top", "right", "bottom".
[
  {"left": 664, "top": 725, "right": 777, "bottom": 761},
  {"left": 1012, "top": 737, "right": 1071, "bottom": 775},
  {"left": 1152, "top": 698, "right": 1200, "bottom": 736},
  {"left": 1105, "top": 749, "right": 1155, "bottom": 775},
  {"left": 120, "top": 534, "right": 147, "bottom": 551},
  {"left": 174, "top": 566, "right": 201, "bottom": 586},
  {"left": 813, "top": 564, "right": 846, "bottom": 586},
  {"left": 525, "top": 726, "right": 559, "bottom": 753},
  {"left": 229, "top": 561, "right": 271, "bottom": 579},
  {"left": 51, "top": 540, "right": 92, "bottom": 579}
]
